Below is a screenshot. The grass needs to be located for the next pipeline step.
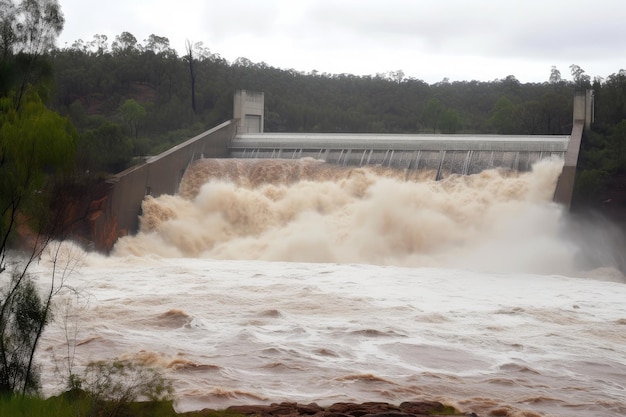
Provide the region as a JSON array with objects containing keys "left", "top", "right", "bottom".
[{"left": 0, "top": 393, "right": 178, "bottom": 417}]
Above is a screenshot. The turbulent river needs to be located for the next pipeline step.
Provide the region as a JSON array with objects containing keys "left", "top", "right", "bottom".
[{"left": 35, "top": 158, "right": 626, "bottom": 417}]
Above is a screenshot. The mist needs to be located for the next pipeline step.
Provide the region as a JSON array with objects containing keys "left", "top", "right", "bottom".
[{"left": 112, "top": 158, "right": 625, "bottom": 281}]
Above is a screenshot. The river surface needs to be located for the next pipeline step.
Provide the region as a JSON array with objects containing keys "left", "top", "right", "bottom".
[{"left": 35, "top": 159, "right": 625, "bottom": 417}]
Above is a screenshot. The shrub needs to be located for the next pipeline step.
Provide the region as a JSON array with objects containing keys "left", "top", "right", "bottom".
[{"left": 80, "top": 359, "right": 175, "bottom": 416}]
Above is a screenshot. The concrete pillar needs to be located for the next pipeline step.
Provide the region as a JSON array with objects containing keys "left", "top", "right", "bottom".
[
  {"left": 553, "top": 121, "right": 583, "bottom": 208},
  {"left": 234, "top": 90, "right": 265, "bottom": 134},
  {"left": 573, "top": 89, "right": 594, "bottom": 130}
]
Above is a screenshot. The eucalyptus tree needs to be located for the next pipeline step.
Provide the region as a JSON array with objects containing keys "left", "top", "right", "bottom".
[
  {"left": 549, "top": 65, "right": 562, "bottom": 84},
  {"left": 0, "top": 0, "right": 64, "bottom": 106},
  {"left": 0, "top": 0, "right": 78, "bottom": 396},
  {"left": 570, "top": 64, "right": 591, "bottom": 89},
  {"left": 0, "top": 88, "right": 77, "bottom": 395}
]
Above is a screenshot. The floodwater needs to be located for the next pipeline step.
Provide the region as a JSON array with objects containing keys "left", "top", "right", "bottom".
[{"left": 36, "top": 158, "right": 626, "bottom": 417}]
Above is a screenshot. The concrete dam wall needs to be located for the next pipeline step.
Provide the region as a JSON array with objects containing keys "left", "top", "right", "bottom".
[{"left": 230, "top": 132, "right": 570, "bottom": 180}]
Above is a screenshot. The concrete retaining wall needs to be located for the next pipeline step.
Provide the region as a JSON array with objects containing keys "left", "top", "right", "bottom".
[
  {"left": 553, "top": 121, "right": 584, "bottom": 207},
  {"left": 92, "top": 120, "right": 236, "bottom": 251}
]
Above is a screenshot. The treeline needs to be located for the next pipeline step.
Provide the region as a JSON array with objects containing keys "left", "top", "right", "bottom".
[
  {"left": 45, "top": 32, "right": 626, "bottom": 206},
  {"left": 50, "top": 33, "right": 581, "bottom": 167}
]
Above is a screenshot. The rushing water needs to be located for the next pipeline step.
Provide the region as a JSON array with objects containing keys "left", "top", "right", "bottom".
[{"left": 35, "top": 158, "right": 626, "bottom": 417}]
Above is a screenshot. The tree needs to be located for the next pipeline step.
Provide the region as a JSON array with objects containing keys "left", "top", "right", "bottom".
[
  {"left": 111, "top": 31, "right": 138, "bottom": 55},
  {"left": 516, "top": 100, "right": 543, "bottom": 134},
  {"left": 144, "top": 34, "right": 173, "bottom": 56},
  {"left": 184, "top": 39, "right": 197, "bottom": 114},
  {"left": 0, "top": 272, "right": 46, "bottom": 393},
  {"left": 539, "top": 91, "right": 572, "bottom": 134},
  {"left": 489, "top": 96, "right": 517, "bottom": 134},
  {"left": 611, "top": 119, "right": 626, "bottom": 171},
  {"left": 1, "top": 89, "right": 76, "bottom": 262},
  {"left": 89, "top": 33, "right": 108, "bottom": 55},
  {"left": 79, "top": 122, "right": 133, "bottom": 173},
  {"left": 119, "top": 98, "right": 146, "bottom": 138},
  {"left": 0, "top": 0, "right": 64, "bottom": 107},
  {"left": 422, "top": 97, "right": 444, "bottom": 133},
  {"left": 16, "top": 0, "right": 64, "bottom": 53},
  {"left": 570, "top": 64, "right": 591, "bottom": 89},
  {"left": 549, "top": 65, "right": 562, "bottom": 84},
  {"left": 0, "top": 88, "right": 77, "bottom": 395},
  {"left": 0, "top": 0, "right": 18, "bottom": 60},
  {"left": 439, "top": 108, "right": 460, "bottom": 133}
]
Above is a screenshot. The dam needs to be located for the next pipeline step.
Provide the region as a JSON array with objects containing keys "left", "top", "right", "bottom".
[
  {"left": 86, "top": 89, "right": 591, "bottom": 252},
  {"left": 230, "top": 132, "right": 569, "bottom": 179}
]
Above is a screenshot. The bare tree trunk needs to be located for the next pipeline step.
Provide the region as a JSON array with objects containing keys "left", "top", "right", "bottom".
[{"left": 185, "top": 40, "right": 197, "bottom": 114}]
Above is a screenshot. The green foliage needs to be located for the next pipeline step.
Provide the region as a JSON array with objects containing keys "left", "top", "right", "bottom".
[
  {"left": 0, "top": 88, "right": 77, "bottom": 245},
  {"left": 489, "top": 96, "right": 516, "bottom": 134},
  {"left": 0, "top": 394, "right": 87, "bottom": 417},
  {"left": 439, "top": 108, "right": 460, "bottom": 134},
  {"left": 78, "top": 360, "right": 175, "bottom": 416},
  {"left": 118, "top": 98, "right": 146, "bottom": 138},
  {"left": 77, "top": 122, "right": 133, "bottom": 173},
  {"left": 610, "top": 119, "right": 626, "bottom": 171},
  {"left": 594, "top": 70, "right": 626, "bottom": 127},
  {"left": 0, "top": 391, "right": 176, "bottom": 417},
  {"left": 0, "top": 0, "right": 83, "bottom": 403},
  {"left": 0, "top": 360, "right": 175, "bottom": 417},
  {"left": 68, "top": 99, "right": 87, "bottom": 127},
  {"left": 578, "top": 121, "right": 626, "bottom": 175},
  {"left": 0, "top": 272, "right": 46, "bottom": 394},
  {"left": 421, "top": 97, "right": 444, "bottom": 133},
  {"left": 574, "top": 169, "right": 610, "bottom": 201}
]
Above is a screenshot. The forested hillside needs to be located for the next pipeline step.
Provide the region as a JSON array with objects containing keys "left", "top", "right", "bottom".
[{"left": 38, "top": 32, "right": 625, "bottom": 218}]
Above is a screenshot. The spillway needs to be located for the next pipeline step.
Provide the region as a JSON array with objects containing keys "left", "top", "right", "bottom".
[{"left": 230, "top": 133, "right": 570, "bottom": 179}]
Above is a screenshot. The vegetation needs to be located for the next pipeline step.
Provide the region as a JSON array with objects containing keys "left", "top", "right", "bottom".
[
  {"left": 0, "top": 394, "right": 177, "bottom": 417},
  {"left": 0, "top": 359, "right": 177, "bottom": 417},
  {"left": 1, "top": 0, "right": 77, "bottom": 400}
]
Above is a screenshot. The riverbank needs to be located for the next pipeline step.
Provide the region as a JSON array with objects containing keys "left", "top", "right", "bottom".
[
  {"left": 182, "top": 401, "right": 475, "bottom": 417},
  {"left": 0, "top": 396, "right": 478, "bottom": 417}
]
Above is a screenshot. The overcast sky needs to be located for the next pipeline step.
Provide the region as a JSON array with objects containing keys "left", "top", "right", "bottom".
[{"left": 56, "top": 0, "right": 626, "bottom": 84}]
